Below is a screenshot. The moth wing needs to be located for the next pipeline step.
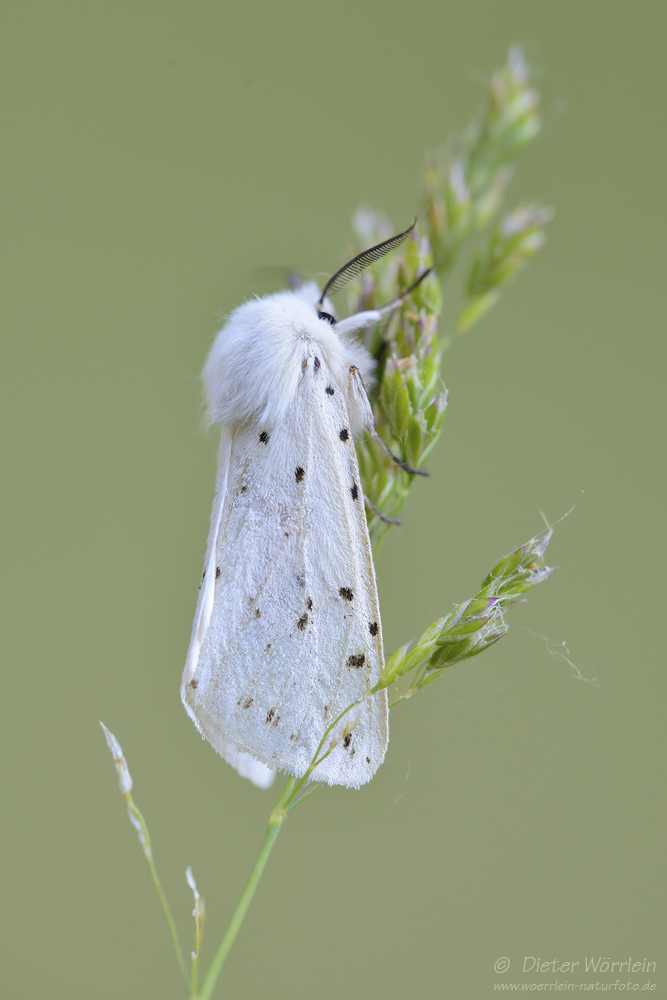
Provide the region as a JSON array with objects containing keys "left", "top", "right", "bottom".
[
  {"left": 181, "top": 428, "right": 276, "bottom": 789},
  {"left": 182, "top": 353, "right": 388, "bottom": 787}
]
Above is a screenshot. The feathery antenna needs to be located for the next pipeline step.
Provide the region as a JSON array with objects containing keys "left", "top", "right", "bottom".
[{"left": 318, "top": 219, "right": 417, "bottom": 306}]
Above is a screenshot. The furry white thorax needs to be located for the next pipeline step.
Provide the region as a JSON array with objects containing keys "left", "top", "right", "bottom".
[{"left": 203, "top": 282, "right": 375, "bottom": 431}]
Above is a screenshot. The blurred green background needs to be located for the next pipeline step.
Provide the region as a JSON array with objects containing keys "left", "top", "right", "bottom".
[{"left": 2, "top": 2, "right": 664, "bottom": 997}]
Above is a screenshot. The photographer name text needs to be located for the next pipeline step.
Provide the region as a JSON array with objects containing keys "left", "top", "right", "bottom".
[{"left": 523, "top": 958, "right": 656, "bottom": 975}]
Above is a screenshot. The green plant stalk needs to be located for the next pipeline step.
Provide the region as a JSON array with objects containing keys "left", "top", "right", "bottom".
[
  {"left": 191, "top": 926, "right": 200, "bottom": 997},
  {"left": 195, "top": 776, "right": 296, "bottom": 1000},
  {"left": 189, "top": 873, "right": 204, "bottom": 996},
  {"left": 125, "top": 795, "right": 190, "bottom": 992},
  {"left": 196, "top": 700, "right": 362, "bottom": 997}
]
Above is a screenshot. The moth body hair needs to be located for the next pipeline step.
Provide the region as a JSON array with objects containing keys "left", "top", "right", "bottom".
[{"left": 203, "top": 282, "right": 375, "bottom": 432}]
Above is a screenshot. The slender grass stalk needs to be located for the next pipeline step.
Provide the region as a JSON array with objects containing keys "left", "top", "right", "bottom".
[
  {"left": 186, "top": 867, "right": 205, "bottom": 996},
  {"left": 125, "top": 798, "right": 190, "bottom": 991},
  {"left": 195, "top": 776, "right": 296, "bottom": 1000},
  {"left": 99, "top": 723, "right": 190, "bottom": 991}
]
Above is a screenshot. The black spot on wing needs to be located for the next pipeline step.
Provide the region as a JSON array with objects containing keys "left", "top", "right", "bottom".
[
  {"left": 189, "top": 678, "right": 198, "bottom": 690},
  {"left": 339, "top": 428, "right": 349, "bottom": 441},
  {"left": 339, "top": 587, "right": 354, "bottom": 601},
  {"left": 343, "top": 734, "right": 352, "bottom": 749},
  {"left": 350, "top": 484, "right": 358, "bottom": 500},
  {"left": 325, "top": 386, "right": 334, "bottom": 396},
  {"left": 266, "top": 707, "right": 277, "bottom": 724},
  {"left": 314, "top": 356, "right": 320, "bottom": 369},
  {"left": 297, "top": 614, "right": 308, "bottom": 630},
  {"left": 215, "top": 566, "right": 221, "bottom": 579},
  {"left": 368, "top": 621, "right": 379, "bottom": 636},
  {"left": 259, "top": 431, "right": 269, "bottom": 444},
  {"left": 295, "top": 466, "right": 305, "bottom": 482},
  {"left": 346, "top": 654, "right": 365, "bottom": 668}
]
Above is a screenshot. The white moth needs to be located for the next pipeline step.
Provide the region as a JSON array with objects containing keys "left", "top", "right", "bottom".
[{"left": 181, "top": 225, "right": 426, "bottom": 789}]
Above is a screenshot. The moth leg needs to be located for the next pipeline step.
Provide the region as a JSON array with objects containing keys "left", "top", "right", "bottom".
[
  {"left": 372, "top": 337, "right": 389, "bottom": 366},
  {"left": 334, "top": 269, "right": 432, "bottom": 336},
  {"left": 372, "top": 429, "right": 429, "bottom": 477},
  {"left": 346, "top": 364, "right": 429, "bottom": 477},
  {"left": 364, "top": 494, "right": 403, "bottom": 525}
]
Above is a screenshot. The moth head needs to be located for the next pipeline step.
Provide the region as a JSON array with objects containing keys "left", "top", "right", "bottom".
[{"left": 289, "top": 282, "right": 337, "bottom": 327}]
